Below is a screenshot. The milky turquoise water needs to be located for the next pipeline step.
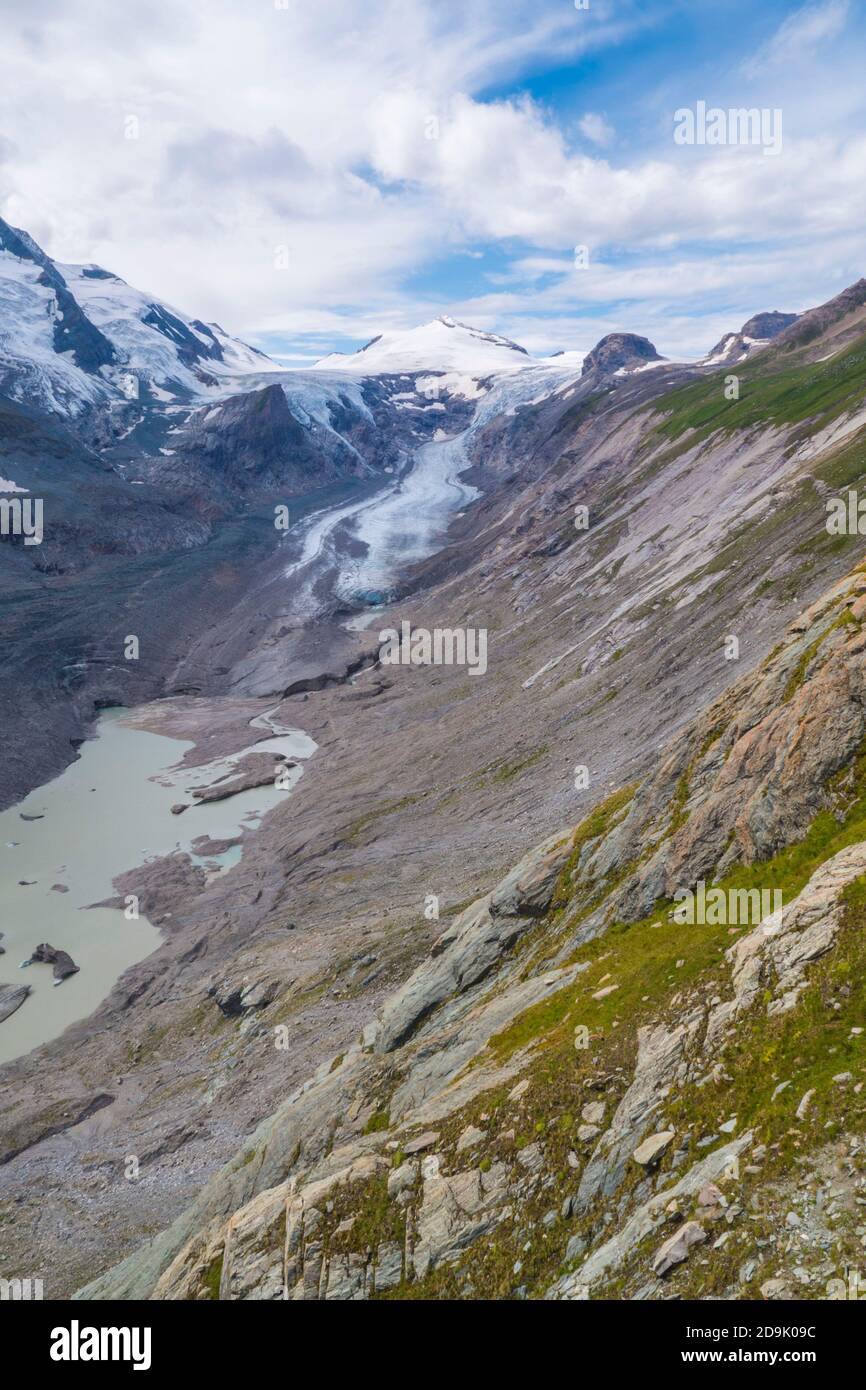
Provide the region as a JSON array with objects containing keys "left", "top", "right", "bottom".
[{"left": 0, "top": 705, "right": 315, "bottom": 1064}]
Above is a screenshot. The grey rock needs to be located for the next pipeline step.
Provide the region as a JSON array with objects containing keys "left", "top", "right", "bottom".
[
  {"left": 549, "top": 1133, "right": 752, "bottom": 1298},
  {"left": 516, "top": 1142, "right": 544, "bottom": 1174},
  {"left": 633, "top": 1131, "right": 675, "bottom": 1168},
  {"left": 373, "top": 1241, "right": 403, "bottom": 1292},
  {"left": 387, "top": 1160, "right": 419, "bottom": 1198},
  {"left": 760, "top": 1278, "right": 794, "bottom": 1301},
  {"left": 208, "top": 975, "right": 280, "bottom": 1016},
  {"left": 651, "top": 1220, "right": 706, "bottom": 1277},
  {"left": 403, "top": 1131, "right": 439, "bottom": 1155},
  {"left": 376, "top": 832, "right": 571, "bottom": 1053},
  {"left": 455, "top": 1124, "right": 487, "bottom": 1154},
  {"left": 0, "top": 983, "right": 30, "bottom": 1022},
  {"left": 565, "top": 1233, "right": 587, "bottom": 1263},
  {"left": 412, "top": 1163, "right": 510, "bottom": 1279}
]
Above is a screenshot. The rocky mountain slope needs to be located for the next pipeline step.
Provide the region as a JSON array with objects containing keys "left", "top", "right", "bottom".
[
  {"left": 78, "top": 552, "right": 866, "bottom": 1302},
  {"left": 703, "top": 310, "right": 799, "bottom": 366},
  {"left": 3, "top": 259, "right": 866, "bottom": 1300}
]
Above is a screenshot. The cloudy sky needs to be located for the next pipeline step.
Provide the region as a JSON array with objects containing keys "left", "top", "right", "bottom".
[{"left": 2, "top": 0, "right": 865, "bottom": 363}]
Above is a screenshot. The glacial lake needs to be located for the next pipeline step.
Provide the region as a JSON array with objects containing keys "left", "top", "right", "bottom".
[{"left": 0, "top": 705, "right": 315, "bottom": 1065}]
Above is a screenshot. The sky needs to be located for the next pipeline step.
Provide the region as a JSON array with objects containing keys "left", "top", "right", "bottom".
[{"left": 1, "top": 0, "right": 866, "bottom": 365}]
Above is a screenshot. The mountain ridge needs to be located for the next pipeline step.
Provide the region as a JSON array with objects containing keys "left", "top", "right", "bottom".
[{"left": 0, "top": 215, "right": 277, "bottom": 417}]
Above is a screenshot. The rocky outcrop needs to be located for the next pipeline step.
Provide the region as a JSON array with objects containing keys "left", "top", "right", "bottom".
[
  {"left": 740, "top": 311, "right": 799, "bottom": 341},
  {"left": 374, "top": 831, "right": 572, "bottom": 1053},
  {"left": 704, "top": 841, "right": 866, "bottom": 1049},
  {"left": 549, "top": 1134, "right": 752, "bottom": 1298},
  {"left": 22, "top": 943, "right": 79, "bottom": 982},
  {"left": 0, "top": 984, "right": 30, "bottom": 1024},
  {"left": 555, "top": 565, "right": 866, "bottom": 943},
  {"left": 581, "top": 333, "right": 661, "bottom": 378},
  {"left": 577, "top": 1016, "right": 703, "bottom": 1208},
  {"left": 411, "top": 1160, "right": 510, "bottom": 1280},
  {"left": 170, "top": 384, "right": 359, "bottom": 496},
  {"left": 207, "top": 975, "right": 281, "bottom": 1018},
  {"left": 773, "top": 278, "right": 866, "bottom": 353},
  {"left": 705, "top": 310, "right": 798, "bottom": 364}
]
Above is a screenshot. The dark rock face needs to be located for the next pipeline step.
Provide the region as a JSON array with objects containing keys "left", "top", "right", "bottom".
[
  {"left": 207, "top": 975, "right": 281, "bottom": 1017},
  {"left": 739, "top": 310, "right": 798, "bottom": 340},
  {"left": 581, "top": 333, "right": 661, "bottom": 377},
  {"left": 0, "top": 216, "right": 116, "bottom": 373},
  {"left": 24, "top": 943, "right": 80, "bottom": 982},
  {"left": 141, "top": 303, "right": 222, "bottom": 373},
  {"left": 0, "top": 1093, "right": 114, "bottom": 1167},
  {"left": 42, "top": 270, "right": 117, "bottom": 373},
  {"left": 171, "top": 383, "right": 341, "bottom": 494},
  {"left": 773, "top": 278, "right": 866, "bottom": 352},
  {"left": 706, "top": 309, "right": 798, "bottom": 363}
]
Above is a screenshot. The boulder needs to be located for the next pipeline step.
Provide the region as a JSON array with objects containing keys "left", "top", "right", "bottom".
[
  {"left": 412, "top": 1163, "right": 509, "bottom": 1279},
  {"left": 0, "top": 983, "right": 30, "bottom": 1023},
  {"left": 403, "top": 1131, "right": 439, "bottom": 1155},
  {"left": 488, "top": 831, "right": 573, "bottom": 918},
  {"left": 386, "top": 1160, "right": 419, "bottom": 1198},
  {"left": 696, "top": 1182, "right": 725, "bottom": 1210},
  {"left": 456, "top": 1125, "right": 487, "bottom": 1153},
  {"left": 633, "top": 1130, "right": 675, "bottom": 1168},
  {"left": 22, "top": 942, "right": 79, "bottom": 982},
  {"left": 651, "top": 1221, "right": 706, "bottom": 1277},
  {"left": 207, "top": 976, "right": 280, "bottom": 1016}
]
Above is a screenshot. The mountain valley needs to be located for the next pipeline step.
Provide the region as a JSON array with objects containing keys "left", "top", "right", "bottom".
[{"left": 2, "top": 217, "right": 866, "bottom": 1302}]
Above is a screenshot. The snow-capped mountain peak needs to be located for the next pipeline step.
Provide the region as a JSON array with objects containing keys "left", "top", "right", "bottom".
[
  {"left": 0, "top": 215, "right": 277, "bottom": 417},
  {"left": 313, "top": 315, "right": 530, "bottom": 388}
]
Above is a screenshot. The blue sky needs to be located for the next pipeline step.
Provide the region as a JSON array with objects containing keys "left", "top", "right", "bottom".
[{"left": 2, "top": 0, "right": 866, "bottom": 363}]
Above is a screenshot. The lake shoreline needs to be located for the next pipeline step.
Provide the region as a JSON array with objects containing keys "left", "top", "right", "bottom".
[{"left": 0, "top": 694, "right": 317, "bottom": 1065}]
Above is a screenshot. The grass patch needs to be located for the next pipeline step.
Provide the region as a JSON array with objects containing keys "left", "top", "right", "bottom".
[
  {"left": 652, "top": 334, "right": 866, "bottom": 446},
  {"left": 364, "top": 1109, "right": 391, "bottom": 1135}
]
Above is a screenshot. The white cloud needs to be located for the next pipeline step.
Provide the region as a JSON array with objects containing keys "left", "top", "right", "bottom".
[
  {"left": 745, "top": 0, "right": 850, "bottom": 75},
  {"left": 579, "top": 112, "right": 615, "bottom": 147},
  {"left": 0, "top": 0, "right": 863, "bottom": 363}
]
